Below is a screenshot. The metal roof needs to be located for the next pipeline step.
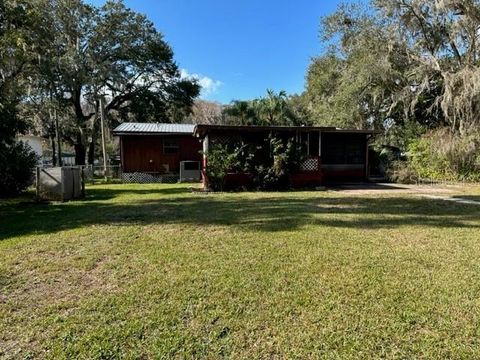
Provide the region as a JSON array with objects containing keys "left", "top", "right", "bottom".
[
  {"left": 113, "top": 122, "right": 378, "bottom": 138},
  {"left": 193, "top": 124, "right": 378, "bottom": 138},
  {"left": 113, "top": 122, "right": 195, "bottom": 135}
]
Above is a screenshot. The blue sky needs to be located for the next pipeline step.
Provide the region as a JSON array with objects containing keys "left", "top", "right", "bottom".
[{"left": 87, "top": 0, "right": 346, "bottom": 104}]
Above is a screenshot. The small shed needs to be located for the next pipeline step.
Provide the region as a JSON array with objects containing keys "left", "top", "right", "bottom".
[{"left": 113, "top": 123, "right": 202, "bottom": 183}]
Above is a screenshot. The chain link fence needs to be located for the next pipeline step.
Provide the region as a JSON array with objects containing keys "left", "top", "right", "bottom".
[
  {"left": 82, "top": 165, "right": 122, "bottom": 183},
  {"left": 40, "top": 164, "right": 197, "bottom": 184},
  {"left": 82, "top": 165, "right": 183, "bottom": 184}
]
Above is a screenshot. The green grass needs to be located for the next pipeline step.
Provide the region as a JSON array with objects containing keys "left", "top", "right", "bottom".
[{"left": 1, "top": 183, "right": 480, "bottom": 359}]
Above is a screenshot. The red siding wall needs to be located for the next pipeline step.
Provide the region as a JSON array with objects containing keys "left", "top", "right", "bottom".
[{"left": 121, "top": 135, "right": 202, "bottom": 173}]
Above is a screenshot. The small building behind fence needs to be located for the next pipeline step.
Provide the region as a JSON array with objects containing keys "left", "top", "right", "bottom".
[{"left": 113, "top": 122, "right": 202, "bottom": 184}]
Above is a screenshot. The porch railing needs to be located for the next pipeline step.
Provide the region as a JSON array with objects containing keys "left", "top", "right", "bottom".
[{"left": 299, "top": 156, "right": 321, "bottom": 172}]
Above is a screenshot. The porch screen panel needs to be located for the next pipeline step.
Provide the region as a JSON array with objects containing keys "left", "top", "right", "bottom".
[
  {"left": 308, "top": 132, "right": 320, "bottom": 157},
  {"left": 321, "top": 133, "right": 366, "bottom": 164}
]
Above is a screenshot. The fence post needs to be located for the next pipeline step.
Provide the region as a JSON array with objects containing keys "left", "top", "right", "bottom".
[
  {"left": 99, "top": 96, "right": 108, "bottom": 182},
  {"left": 35, "top": 166, "right": 41, "bottom": 201},
  {"left": 61, "top": 167, "right": 66, "bottom": 202},
  {"left": 81, "top": 166, "right": 86, "bottom": 198}
]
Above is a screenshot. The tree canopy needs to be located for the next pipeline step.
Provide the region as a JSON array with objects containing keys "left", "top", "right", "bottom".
[
  {"left": 0, "top": 0, "right": 40, "bottom": 196},
  {"left": 6, "top": 0, "right": 200, "bottom": 165},
  {"left": 301, "top": 0, "right": 480, "bottom": 180},
  {"left": 305, "top": 0, "right": 480, "bottom": 135},
  {"left": 223, "top": 89, "right": 307, "bottom": 126}
]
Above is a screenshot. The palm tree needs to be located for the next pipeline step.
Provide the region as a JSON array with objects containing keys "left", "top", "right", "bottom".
[
  {"left": 223, "top": 90, "right": 298, "bottom": 126},
  {"left": 223, "top": 100, "right": 258, "bottom": 125},
  {"left": 255, "top": 89, "right": 295, "bottom": 125}
]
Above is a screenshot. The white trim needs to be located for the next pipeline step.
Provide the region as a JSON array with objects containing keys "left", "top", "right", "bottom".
[{"left": 318, "top": 131, "right": 322, "bottom": 157}]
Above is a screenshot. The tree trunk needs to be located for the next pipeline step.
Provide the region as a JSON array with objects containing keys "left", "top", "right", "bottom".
[
  {"left": 88, "top": 140, "right": 95, "bottom": 165},
  {"left": 51, "top": 135, "right": 57, "bottom": 166},
  {"left": 459, "top": 119, "right": 468, "bottom": 137},
  {"left": 55, "top": 108, "right": 63, "bottom": 167},
  {"left": 74, "top": 142, "right": 86, "bottom": 165},
  {"left": 88, "top": 118, "right": 99, "bottom": 165}
]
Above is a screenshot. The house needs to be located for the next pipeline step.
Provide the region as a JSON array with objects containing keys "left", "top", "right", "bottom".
[
  {"left": 113, "top": 122, "right": 376, "bottom": 187},
  {"left": 194, "top": 124, "right": 377, "bottom": 188},
  {"left": 113, "top": 123, "right": 202, "bottom": 183}
]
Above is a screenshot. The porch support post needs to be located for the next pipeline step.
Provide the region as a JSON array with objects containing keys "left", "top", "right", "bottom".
[
  {"left": 202, "top": 134, "right": 209, "bottom": 189},
  {"left": 318, "top": 131, "right": 322, "bottom": 177},
  {"left": 120, "top": 137, "right": 125, "bottom": 172},
  {"left": 203, "top": 134, "right": 209, "bottom": 153},
  {"left": 318, "top": 131, "right": 322, "bottom": 157},
  {"left": 365, "top": 134, "right": 370, "bottom": 181}
]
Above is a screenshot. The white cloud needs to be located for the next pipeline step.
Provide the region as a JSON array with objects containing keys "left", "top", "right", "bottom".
[{"left": 180, "top": 69, "right": 223, "bottom": 98}]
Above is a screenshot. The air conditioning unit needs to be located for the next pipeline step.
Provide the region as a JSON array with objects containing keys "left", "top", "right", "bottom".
[{"left": 180, "top": 161, "right": 201, "bottom": 182}]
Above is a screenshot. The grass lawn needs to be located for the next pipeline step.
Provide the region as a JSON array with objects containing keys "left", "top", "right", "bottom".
[{"left": 1, "top": 183, "right": 480, "bottom": 359}]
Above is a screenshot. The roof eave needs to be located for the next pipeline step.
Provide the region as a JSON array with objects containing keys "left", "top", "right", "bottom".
[
  {"left": 193, "top": 124, "right": 378, "bottom": 137},
  {"left": 113, "top": 132, "right": 193, "bottom": 136}
]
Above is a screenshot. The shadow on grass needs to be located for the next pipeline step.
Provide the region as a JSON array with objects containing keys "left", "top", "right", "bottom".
[
  {"left": 327, "top": 183, "right": 407, "bottom": 191},
  {"left": 82, "top": 185, "right": 191, "bottom": 201},
  {"left": 1, "top": 186, "right": 479, "bottom": 241},
  {"left": 452, "top": 195, "right": 480, "bottom": 203}
]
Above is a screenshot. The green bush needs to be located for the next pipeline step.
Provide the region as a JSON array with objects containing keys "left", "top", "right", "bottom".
[
  {"left": 388, "top": 160, "right": 417, "bottom": 184},
  {"left": 203, "top": 145, "right": 239, "bottom": 191},
  {"left": 0, "top": 141, "right": 38, "bottom": 198},
  {"left": 405, "top": 128, "right": 480, "bottom": 182},
  {"left": 252, "top": 136, "right": 302, "bottom": 190},
  {"left": 205, "top": 135, "right": 305, "bottom": 191}
]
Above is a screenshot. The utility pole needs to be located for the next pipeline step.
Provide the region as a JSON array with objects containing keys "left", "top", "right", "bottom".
[
  {"left": 54, "top": 107, "right": 62, "bottom": 166},
  {"left": 99, "top": 95, "right": 108, "bottom": 181}
]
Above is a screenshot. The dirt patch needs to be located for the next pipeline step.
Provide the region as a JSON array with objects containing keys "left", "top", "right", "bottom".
[
  {"left": 0, "top": 254, "right": 119, "bottom": 359},
  {"left": 0, "top": 255, "right": 118, "bottom": 309},
  {"left": 328, "top": 182, "right": 480, "bottom": 206},
  {"left": 420, "top": 194, "right": 480, "bottom": 206}
]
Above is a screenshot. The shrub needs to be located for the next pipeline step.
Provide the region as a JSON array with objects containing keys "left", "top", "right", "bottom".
[
  {"left": 0, "top": 141, "right": 38, "bottom": 198},
  {"left": 205, "top": 135, "right": 305, "bottom": 191},
  {"left": 203, "top": 145, "right": 239, "bottom": 191},
  {"left": 252, "top": 136, "right": 302, "bottom": 190},
  {"left": 388, "top": 160, "right": 417, "bottom": 184},
  {"left": 405, "top": 128, "right": 480, "bottom": 182}
]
